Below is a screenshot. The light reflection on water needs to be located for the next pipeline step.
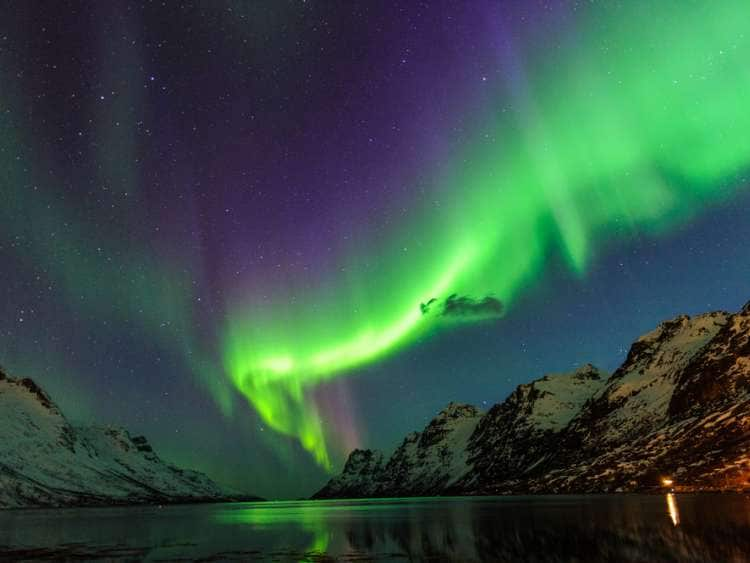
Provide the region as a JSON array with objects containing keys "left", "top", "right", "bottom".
[
  {"left": 1, "top": 494, "right": 750, "bottom": 561},
  {"left": 666, "top": 493, "right": 680, "bottom": 526}
]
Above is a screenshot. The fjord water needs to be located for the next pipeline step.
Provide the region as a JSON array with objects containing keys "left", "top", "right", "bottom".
[{"left": 1, "top": 495, "right": 749, "bottom": 561}]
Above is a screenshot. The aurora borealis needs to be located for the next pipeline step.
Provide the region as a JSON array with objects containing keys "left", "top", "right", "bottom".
[{"left": 2, "top": 1, "right": 750, "bottom": 497}]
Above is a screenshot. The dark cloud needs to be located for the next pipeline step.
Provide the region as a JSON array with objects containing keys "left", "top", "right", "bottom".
[
  {"left": 420, "top": 294, "right": 504, "bottom": 322},
  {"left": 419, "top": 298, "right": 437, "bottom": 315}
]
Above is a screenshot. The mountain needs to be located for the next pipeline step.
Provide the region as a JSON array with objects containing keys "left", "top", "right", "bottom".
[
  {"left": 458, "top": 363, "right": 607, "bottom": 492},
  {"left": 315, "top": 301, "right": 750, "bottom": 498},
  {"left": 0, "top": 368, "right": 258, "bottom": 508},
  {"left": 313, "top": 403, "right": 483, "bottom": 498}
]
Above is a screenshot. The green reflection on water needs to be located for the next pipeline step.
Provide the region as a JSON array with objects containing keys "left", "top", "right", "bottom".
[
  {"left": 214, "top": 501, "right": 332, "bottom": 559},
  {"left": 213, "top": 499, "right": 411, "bottom": 560}
]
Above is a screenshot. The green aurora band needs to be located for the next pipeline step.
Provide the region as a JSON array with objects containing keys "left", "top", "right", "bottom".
[
  {"left": 2, "top": 1, "right": 749, "bottom": 474},
  {"left": 223, "top": 1, "right": 750, "bottom": 469}
]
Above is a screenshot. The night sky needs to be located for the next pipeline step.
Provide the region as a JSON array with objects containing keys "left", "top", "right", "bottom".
[{"left": 2, "top": 1, "right": 749, "bottom": 499}]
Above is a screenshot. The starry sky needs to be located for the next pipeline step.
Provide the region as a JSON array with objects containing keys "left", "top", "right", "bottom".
[{"left": 1, "top": 1, "right": 749, "bottom": 499}]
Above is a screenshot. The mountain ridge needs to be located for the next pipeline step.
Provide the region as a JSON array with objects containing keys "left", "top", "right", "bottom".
[
  {"left": 315, "top": 301, "right": 750, "bottom": 498},
  {"left": 0, "top": 366, "right": 261, "bottom": 508}
]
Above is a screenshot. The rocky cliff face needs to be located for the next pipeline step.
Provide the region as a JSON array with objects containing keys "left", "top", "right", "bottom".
[
  {"left": 315, "top": 301, "right": 750, "bottom": 498},
  {"left": 0, "top": 368, "right": 253, "bottom": 508}
]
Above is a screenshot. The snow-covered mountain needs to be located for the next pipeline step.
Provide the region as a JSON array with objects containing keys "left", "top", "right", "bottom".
[
  {"left": 315, "top": 301, "right": 750, "bottom": 498},
  {"left": 531, "top": 302, "right": 750, "bottom": 494},
  {"left": 458, "top": 363, "right": 607, "bottom": 491},
  {"left": 313, "top": 403, "right": 482, "bottom": 498},
  {"left": 0, "top": 368, "right": 254, "bottom": 508}
]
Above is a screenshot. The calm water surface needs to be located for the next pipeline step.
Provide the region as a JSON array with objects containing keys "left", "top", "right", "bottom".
[{"left": 1, "top": 494, "right": 750, "bottom": 561}]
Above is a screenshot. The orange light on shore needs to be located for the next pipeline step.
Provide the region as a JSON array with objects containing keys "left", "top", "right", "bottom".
[{"left": 661, "top": 477, "right": 674, "bottom": 487}]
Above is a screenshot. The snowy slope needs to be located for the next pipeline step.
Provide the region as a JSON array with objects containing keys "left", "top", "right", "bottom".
[
  {"left": 525, "top": 364, "right": 609, "bottom": 431},
  {"left": 0, "top": 369, "right": 249, "bottom": 508}
]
